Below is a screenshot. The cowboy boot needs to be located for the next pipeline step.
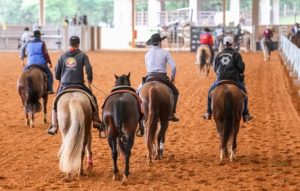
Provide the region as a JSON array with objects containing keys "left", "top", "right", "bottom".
[{"left": 47, "top": 109, "right": 58, "bottom": 135}]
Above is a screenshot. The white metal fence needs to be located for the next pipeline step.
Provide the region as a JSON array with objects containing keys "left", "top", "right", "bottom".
[{"left": 280, "top": 35, "right": 300, "bottom": 80}]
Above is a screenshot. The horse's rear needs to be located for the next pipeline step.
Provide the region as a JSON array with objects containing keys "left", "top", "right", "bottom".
[
  {"left": 17, "top": 67, "right": 48, "bottom": 127},
  {"left": 260, "top": 37, "right": 271, "bottom": 62},
  {"left": 211, "top": 83, "right": 243, "bottom": 164},
  {"left": 102, "top": 92, "right": 140, "bottom": 183},
  {"left": 195, "top": 45, "right": 211, "bottom": 76},
  {"left": 139, "top": 82, "right": 173, "bottom": 164},
  {"left": 57, "top": 92, "right": 93, "bottom": 180}
]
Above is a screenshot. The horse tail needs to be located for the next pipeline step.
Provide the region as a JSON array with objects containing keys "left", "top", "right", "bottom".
[
  {"left": 200, "top": 49, "right": 206, "bottom": 69},
  {"left": 25, "top": 76, "right": 41, "bottom": 113},
  {"left": 147, "top": 87, "right": 159, "bottom": 145},
  {"left": 115, "top": 99, "right": 126, "bottom": 156},
  {"left": 221, "top": 90, "right": 235, "bottom": 150},
  {"left": 58, "top": 99, "right": 85, "bottom": 174}
]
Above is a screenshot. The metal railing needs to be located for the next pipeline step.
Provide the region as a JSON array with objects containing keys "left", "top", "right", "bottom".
[{"left": 280, "top": 35, "right": 300, "bottom": 80}]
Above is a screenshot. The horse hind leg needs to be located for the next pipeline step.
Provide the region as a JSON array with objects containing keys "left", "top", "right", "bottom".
[
  {"left": 42, "top": 95, "right": 48, "bottom": 124},
  {"left": 25, "top": 112, "right": 30, "bottom": 126},
  {"left": 29, "top": 113, "right": 34, "bottom": 128},
  {"left": 230, "top": 133, "right": 238, "bottom": 162},
  {"left": 109, "top": 135, "right": 120, "bottom": 180},
  {"left": 86, "top": 137, "right": 94, "bottom": 176}
]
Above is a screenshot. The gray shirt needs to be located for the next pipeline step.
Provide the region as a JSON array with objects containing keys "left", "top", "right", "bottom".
[{"left": 145, "top": 46, "right": 176, "bottom": 80}]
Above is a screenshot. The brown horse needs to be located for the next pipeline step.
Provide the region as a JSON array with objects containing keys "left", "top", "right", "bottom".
[
  {"left": 211, "top": 83, "right": 244, "bottom": 164},
  {"left": 139, "top": 81, "right": 173, "bottom": 164},
  {"left": 291, "top": 32, "right": 300, "bottom": 48},
  {"left": 17, "top": 67, "right": 48, "bottom": 128},
  {"left": 102, "top": 73, "right": 141, "bottom": 184},
  {"left": 57, "top": 91, "right": 93, "bottom": 180},
  {"left": 195, "top": 45, "right": 211, "bottom": 77},
  {"left": 260, "top": 37, "right": 272, "bottom": 62}
]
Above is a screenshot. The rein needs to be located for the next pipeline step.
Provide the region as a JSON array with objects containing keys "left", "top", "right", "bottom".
[{"left": 90, "top": 83, "right": 107, "bottom": 96}]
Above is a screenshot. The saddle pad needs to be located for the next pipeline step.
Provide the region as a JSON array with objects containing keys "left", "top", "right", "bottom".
[
  {"left": 102, "top": 89, "right": 143, "bottom": 119},
  {"left": 52, "top": 89, "right": 96, "bottom": 111}
]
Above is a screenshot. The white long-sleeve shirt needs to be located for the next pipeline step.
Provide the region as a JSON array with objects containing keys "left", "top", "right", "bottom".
[{"left": 145, "top": 46, "right": 176, "bottom": 79}]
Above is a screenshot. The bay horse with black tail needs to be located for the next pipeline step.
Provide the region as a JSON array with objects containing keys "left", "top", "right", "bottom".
[
  {"left": 139, "top": 81, "right": 173, "bottom": 164},
  {"left": 56, "top": 90, "right": 94, "bottom": 180},
  {"left": 195, "top": 45, "right": 211, "bottom": 77},
  {"left": 102, "top": 73, "right": 142, "bottom": 184},
  {"left": 17, "top": 66, "right": 48, "bottom": 128},
  {"left": 211, "top": 82, "right": 244, "bottom": 164}
]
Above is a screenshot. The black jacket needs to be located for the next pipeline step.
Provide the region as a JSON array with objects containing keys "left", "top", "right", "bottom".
[{"left": 214, "top": 47, "right": 245, "bottom": 82}]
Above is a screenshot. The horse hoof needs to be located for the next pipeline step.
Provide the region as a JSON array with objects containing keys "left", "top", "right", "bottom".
[
  {"left": 121, "top": 175, "right": 128, "bottom": 185},
  {"left": 112, "top": 173, "right": 121, "bottom": 181}
]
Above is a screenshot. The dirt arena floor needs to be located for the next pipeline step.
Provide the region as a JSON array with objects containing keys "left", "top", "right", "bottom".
[{"left": 0, "top": 50, "right": 300, "bottom": 191}]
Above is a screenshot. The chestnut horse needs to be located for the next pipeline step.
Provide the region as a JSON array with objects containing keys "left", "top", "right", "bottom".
[
  {"left": 17, "top": 66, "right": 48, "bottom": 128},
  {"left": 102, "top": 73, "right": 141, "bottom": 184},
  {"left": 139, "top": 81, "right": 173, "bottom": 164},
  {"left": 195, "top": 45, "right": 211, "bottom": 77},
  {"left": 56, "top": 91, "right": 93, "bottom": 180},
  {"left": 211, "top": 83, "right": 244, "bottom": 164}
]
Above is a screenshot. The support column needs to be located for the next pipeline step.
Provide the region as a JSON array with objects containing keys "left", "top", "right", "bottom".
[
  {"left": 39, "top": 0, "right": 45, "bottom": 26},
  {"left": 148, "top": 0, "right": 161, "bottom": 27},
  {"left": 272, "top": 0, "right": 280, "bottom": 24},
  {"left": 260, "top": 0, "right": 271, "bottom": 25},
  {"left": 114, "top": 0, "right": 132, "bottom": 28},
  {"left": 189, "top": 0, "right": 201, "bottom": 25},
  {"left": 230, "top": 0, "right": 240, "bottom": 25},
  {"left": 252, "top": 0, "right": 259, "bottom": 51}
]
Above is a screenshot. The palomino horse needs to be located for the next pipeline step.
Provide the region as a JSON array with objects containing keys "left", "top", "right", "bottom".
[
  {"left": 139, "top": 81, "right": 173, "bottom": 164},
  {"left": 17, "top": 66, "right": 48, "bottom": 128},
  {"left": 211, "top": 82, "right": 244, "bottom": 164},
  {"left": 57, "top": 91, "right": 93, "bottom": 180},
  {"left": 102, "top": 73, "right": 141, "bottom": 184},
  {"left": 260, "top": 37, "right": 272, "bottom": 62},
  {"left": 195, "top": 45, "right": 211, "bottom": 76}
]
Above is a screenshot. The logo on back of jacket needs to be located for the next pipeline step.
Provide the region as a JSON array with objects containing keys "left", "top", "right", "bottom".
[
  {"left": 219, "top": 53, "right": 232, "bottom": 66},
  {"left": 65, "top": 57, "right": 77, "bottom": 70}
]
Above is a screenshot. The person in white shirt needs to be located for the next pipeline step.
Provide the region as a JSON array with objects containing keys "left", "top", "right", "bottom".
[
  {"left": 139, "top": 33, "right": 179, "bottom": 122},
  {"left": 20, "top": 27, "right": 31, "bottom": 47}
]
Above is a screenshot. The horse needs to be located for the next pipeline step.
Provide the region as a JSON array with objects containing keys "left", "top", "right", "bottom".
[
  {"left": 211, "top": 82, "right": 244, "bottom": 164},
  {"left": 17, "top": 66, "right": 48, "bottom": 128},
  {"left": 290, "top": 32, "right": 300, "bottom": 48},
  {"left": 139, "top": 81, "right": 173, "bottom": 164},
  {"left": 260, "top": 37, "right": 272, "bottom": 62},
  {"left": 102, "top": 73, "right": 141, "bottom": 184},
  {"left": 56, "top": 90, "right": 93, "bottom": 180},
  {"left": 195, "top": 45, "right": 211, "bottom": 76}
]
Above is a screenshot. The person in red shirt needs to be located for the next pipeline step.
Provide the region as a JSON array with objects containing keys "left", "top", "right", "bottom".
[{"left": 199, "top": 27, "right": 214, "bottom": 63}]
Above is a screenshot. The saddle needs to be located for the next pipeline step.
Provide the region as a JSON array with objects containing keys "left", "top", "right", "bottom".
[
  {"left": 211, "top": 80, "right": 247, "bottom": 97},
  {"left": 102, "top": 86, "right": 143, "bottom": 120},
  {"left": 52, "top": 88, "right": 97, "bottom": 112}
]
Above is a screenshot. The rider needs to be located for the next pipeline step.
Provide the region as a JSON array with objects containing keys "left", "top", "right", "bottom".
[
  {"left": 202, "top": 35, "right": 253, "bottom": 122},
  {"left": 262, "top": 26, "right": 274, "bottom": 51},
  {"left": 47, "top": 36, "right": 105, "bottom": 135},
  {"left": 199, "top": 27, "right": 214, "bottom": 63},
  {"left": 214, "top": 24, "right": 224, "bottom": 50},
  {"left": 233, "top": 23, "right": 242, "bottom": 50},
  {"left": 20, "top": 29, "right": 54, "bottom": 94},
  {"left": 139, "top": 33, "right": 179, "bottom": 122},
  {"left": 291, "top": 23, "right": 300, "bottom": 35}
]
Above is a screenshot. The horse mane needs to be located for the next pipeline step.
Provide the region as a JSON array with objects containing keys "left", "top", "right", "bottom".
[{"left": 25, "top": 75, "right": 42, "bottom": 113}]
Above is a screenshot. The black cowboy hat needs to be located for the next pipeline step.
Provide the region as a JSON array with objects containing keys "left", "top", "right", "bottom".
[{"left": 146, "top": 33, "right": 166, "bottom": 45}]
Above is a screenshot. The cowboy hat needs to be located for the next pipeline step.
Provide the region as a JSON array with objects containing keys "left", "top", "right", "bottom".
[{"left": 146, "top": 33, "right": 166, "bottom": 45}]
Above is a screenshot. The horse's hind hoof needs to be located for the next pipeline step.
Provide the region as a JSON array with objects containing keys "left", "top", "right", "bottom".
[{"left": 121, "top": 175, "right": 128, "bottom": 185}]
